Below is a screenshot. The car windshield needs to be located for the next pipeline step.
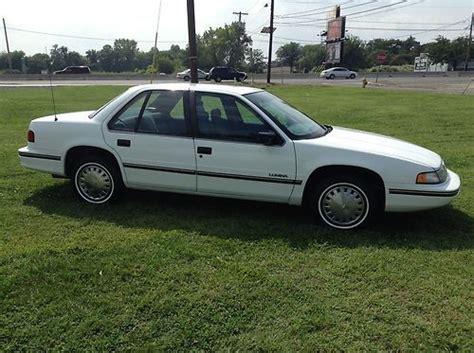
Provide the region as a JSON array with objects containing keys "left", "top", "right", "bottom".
[
  {"left": 88, "top": 91, "right": 129, "bottom": 119},
  {"left": 245, "top": 91, "right": 327, "bottom": 139}
]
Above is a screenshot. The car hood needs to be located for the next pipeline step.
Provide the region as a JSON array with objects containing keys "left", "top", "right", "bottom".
[{"left": 314, "top": 126, "right": 442, "bottom": 168}]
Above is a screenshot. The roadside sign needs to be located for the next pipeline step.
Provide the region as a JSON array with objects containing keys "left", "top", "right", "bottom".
[
  {"left": 261, "top": 26, "right": 276, "bottom": 34},
  {"left": 376, "top": 51, "right": 386, "bottom": 64}
]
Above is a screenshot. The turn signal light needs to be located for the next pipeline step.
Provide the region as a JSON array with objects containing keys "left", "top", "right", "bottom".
[{"left": 27, "top": 130, "right": 35, "bottom": 143}]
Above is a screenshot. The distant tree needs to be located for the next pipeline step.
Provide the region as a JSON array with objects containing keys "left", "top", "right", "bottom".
[
  {"left": 86, "top": 49, "right": 99, "bottom": 71},
  {"left": 0, "top": 50, "right": 26, "bottom": 71},
  {"left": 297, "top": 44, "right": 325, "bottom": 72},
  {"left": 66, "top": 51, "right": 85, "bottom": 66},
  {"left": 157, "top": 57, "right": 175, "bottom": 74},
  {"left": 390, "top": 54, "right": 414, "bottom": 66},
  {"left": 342, "top": 35, "right": 369, "bottom": 70},
  {"left": 198, "top": 22, "right": 252, "bottom": 69},
  {"left": 246, "top": 48, "right": 266, "bottom": 73},
  {"left": 50, "top": 45, "right": 68, "bottom": 70},
  {"left": 113, "top": 39, "right": 138, "bottom": 72},
  {"left": 276, "top": 42, "right": 301, "bottom": 73},
  {"left": 423, "top": 36, "right": 470, "bottom": 70},
  {"left": 26, "top": 53, "right": 50, "bottom": 73},
  {"left": 135, "top": 50, "right": 153, "bottom": 71},
  {"left": 97, "top": 44, "right": 115, "bottom": 72}
]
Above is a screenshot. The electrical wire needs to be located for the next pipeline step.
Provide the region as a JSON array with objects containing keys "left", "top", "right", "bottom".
[{"left": 6, "top": 26, "right": 187, "bottom": 44}]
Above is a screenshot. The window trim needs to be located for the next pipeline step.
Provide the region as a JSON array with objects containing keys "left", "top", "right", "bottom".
[
  {"left": 191, "top": 91, "right": 284, "bottom": 146},
  {"left": 107, "top": 89, "right": 193, "bottom": 138}
]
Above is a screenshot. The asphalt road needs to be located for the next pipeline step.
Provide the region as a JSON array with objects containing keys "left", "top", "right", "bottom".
[{"left": 1, "top": 75, "right": 473, "bottom": 95}]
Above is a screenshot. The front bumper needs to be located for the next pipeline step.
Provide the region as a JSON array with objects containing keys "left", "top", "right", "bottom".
[{"left": 385, "top": 169, "right": 461, "bottom": 212}]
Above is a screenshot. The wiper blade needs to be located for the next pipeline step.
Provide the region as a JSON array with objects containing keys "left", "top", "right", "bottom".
[{"left": 323, "top": 125, "right": 333, "bottom": 135}]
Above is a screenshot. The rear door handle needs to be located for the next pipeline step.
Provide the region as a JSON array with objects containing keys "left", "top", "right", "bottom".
[
  {"left": 197, "top": 146, "right": 212, "bottom": 155},
  {"left": 117, "top": 139, "right": 131, "bottom": 147}
]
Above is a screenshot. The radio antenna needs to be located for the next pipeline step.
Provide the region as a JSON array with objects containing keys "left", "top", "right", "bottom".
[
  {"left": 151, "top": 0, "right": 162, "bottom": 84},
  {"left": 48, "top": 59, "right": 58, "bottom": 121}
]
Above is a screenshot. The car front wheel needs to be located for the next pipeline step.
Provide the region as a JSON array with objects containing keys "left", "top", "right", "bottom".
[
  {"left": 73, "top": 156, "right": 123, "bottom": 204},
  {"left": 309, "top": 176, "right": 377, "bottom": 229},
  {"left": 184, "top": 76, "right": 190, "bottom": 81},
  {"left": 349, "top": 74, "right": 356, "bottom": 79},
  {"left": 329, "top": 74, "right": 335, "bottom": 79}
]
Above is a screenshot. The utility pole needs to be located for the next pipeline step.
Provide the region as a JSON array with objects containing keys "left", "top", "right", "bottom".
[
  {"left": 186, "top": 0, "right": 198, "bottom": 83},
  {"left": 232, "top": 11, "right": 248, "bottom": 23},
  {"left": 266, "top": 0, "right": 274, "bottom": 84},
  {"left": 464, "top": 13, "right": 473, "bottom": 71},
  {"left": 2, "top": 18, "right": 12, "bottom": 71}
]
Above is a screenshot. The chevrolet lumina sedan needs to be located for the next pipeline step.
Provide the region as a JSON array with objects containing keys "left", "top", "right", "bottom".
[
  {"left": 18, "top": 84, "right": 460, "bottom": 229},
  {"left": 176, "top": 69, "right": 210, "bottom": 81},
  {"left": 320, "top": 67, "right": 357, "bottom": 79}
]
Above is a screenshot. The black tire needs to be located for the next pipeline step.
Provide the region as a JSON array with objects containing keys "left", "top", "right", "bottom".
[
  {"left": 307, "top": 175, "right": 379, "bottom": 230},
  {"left": 214, "top": 76, "right": 222, "bottom": 83},
  {"left": 184, "top": 76, "right": 190, "bottom": 81},
  {"left": 329, "top": 74, "right": 335, "bottom": 80},
  {"left": 349, "top": 74, "right": 356, "bottom": 79},
  {"left": 72, "top": 155, "right": 123, "bottom": 205}
]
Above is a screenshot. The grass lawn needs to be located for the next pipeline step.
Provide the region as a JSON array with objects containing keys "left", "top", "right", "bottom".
[{"left": 1, "top": 85, "right": 473, "bottom": 351}]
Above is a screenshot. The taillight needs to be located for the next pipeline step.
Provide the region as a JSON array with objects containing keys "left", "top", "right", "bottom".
[{"left": 27, "top": 130, "right": 35, "bottom": 143}]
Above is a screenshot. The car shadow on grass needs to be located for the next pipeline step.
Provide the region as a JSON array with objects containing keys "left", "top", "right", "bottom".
[{"left": 24, "top": 182, "right": 473, "bottom": 251}]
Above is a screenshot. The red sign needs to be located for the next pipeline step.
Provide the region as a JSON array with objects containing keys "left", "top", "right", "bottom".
[{"left": 377, "top": 52, "right": 387, "bottom": 63}]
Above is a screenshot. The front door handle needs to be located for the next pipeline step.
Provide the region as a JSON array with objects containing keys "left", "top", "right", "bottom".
[
  {"left": 117, "top": 139, "right": 131, "bottom": 147},
  {"left": 197, "top": 146, "right": 212, "bottom": 155}
]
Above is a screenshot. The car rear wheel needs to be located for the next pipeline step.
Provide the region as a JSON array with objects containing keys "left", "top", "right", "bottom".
[
  {"left": 308, "top": 176, "right": 378, "bottom": 229},
  {"left": 72, "top": 156, "right": 123, "bottom": 204}
]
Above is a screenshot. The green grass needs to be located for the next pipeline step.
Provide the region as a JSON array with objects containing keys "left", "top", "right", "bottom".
[{"left": 1, "top": 85, "right": 473, "bottom": 351}]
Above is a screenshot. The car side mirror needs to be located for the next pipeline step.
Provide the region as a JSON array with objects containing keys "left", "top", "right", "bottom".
[{"left": 257, "top": 131, "right": 280, "bottom": 146}]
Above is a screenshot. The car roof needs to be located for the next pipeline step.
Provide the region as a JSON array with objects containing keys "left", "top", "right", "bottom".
[{"left": 128, "top": 83, "right": 262, "bottom": 96}]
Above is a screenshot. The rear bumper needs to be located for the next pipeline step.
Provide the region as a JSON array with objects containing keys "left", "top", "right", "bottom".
[
  {"left": 18, "top": 146, "right": 65, "bottom": 176},
  {"left": 385, "top": 169, "right": 461, "bottom": 212}
]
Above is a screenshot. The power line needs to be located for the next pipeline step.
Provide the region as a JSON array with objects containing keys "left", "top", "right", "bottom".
[
  {"left": 391, "top": 19, "right": 470, "bottom": 39},
  {"left": 276, "top": 0, "right": 375, "bottom": 19},
  {"left": 275, "top": 0, "right": 425, "bottom": 25},
  {"left": 349, "top": 0, "right": 425, "bottom": 20},
  {"left": 6, "top": 26, "right": 187, "bottom": 44},
  {"left": 276, "top": 0, "right": 353, "bottom": 18}
]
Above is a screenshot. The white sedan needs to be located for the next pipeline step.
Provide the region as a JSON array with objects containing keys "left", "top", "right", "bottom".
[
  {"left": 176, "top": 69, "right": 209, "bottom": 81},
  {"left": 18, "top": 84, "right": 460, "bottom": 229},
  {"left": 320, "top": 67, "right": 357, "bottom": 79}
]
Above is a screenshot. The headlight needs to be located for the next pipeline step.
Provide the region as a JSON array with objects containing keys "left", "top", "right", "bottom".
[{"left": 416, "top": 163, "right": 448, "bottom": 184}]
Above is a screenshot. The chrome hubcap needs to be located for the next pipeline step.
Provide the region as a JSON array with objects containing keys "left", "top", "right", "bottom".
[
  {"left": 319, "top": 183, "right": 368, "bottom": 228},
  {"left": 76, "top": 163, "right": 113, "bottom": 202}
]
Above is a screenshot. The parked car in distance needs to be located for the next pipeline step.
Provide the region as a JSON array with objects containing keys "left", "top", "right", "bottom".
[
  {"left": 209, "top": 66, "right": 247, "bottom": 82},
  {"left": 53, "top": 66, "right": 91, "bottom": 75},
  {"left": 176, "top": 69, "right": 210, "bottom": 81},
  {"left": 19, "top": 83, "right": 460, "bottom": 230},
  {"left": 320, "top": 67, "right": 357, "bottom": 79}
]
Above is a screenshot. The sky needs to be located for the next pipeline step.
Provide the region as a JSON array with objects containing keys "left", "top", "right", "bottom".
[{"left": 1, "top": 0, "right": 472, "bottom": 56}]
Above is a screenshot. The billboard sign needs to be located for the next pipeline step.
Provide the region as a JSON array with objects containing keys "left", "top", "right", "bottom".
[
  {"left": 326, "top": 42, "right": 342, "bottom": 64},
  {"left": 327, "top": 16, "right": 345, "bottom": 43}
]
